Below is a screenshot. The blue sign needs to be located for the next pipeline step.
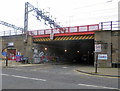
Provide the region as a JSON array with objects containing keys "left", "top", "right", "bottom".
[
  {"left": 98, "top": 54, "right": 107, "bottom": 60},
  {"left": 2, "top": 52, "right": 7, "bottom": 57}
]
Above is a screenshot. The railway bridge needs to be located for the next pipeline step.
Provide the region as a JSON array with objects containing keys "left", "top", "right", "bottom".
[{"left": 1, "top": 21, "right": 120, "bottom": 67}]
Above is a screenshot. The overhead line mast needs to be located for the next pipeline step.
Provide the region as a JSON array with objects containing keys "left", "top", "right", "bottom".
[{"left": 24, "top": 2, "right": 64, "bottom": 39}]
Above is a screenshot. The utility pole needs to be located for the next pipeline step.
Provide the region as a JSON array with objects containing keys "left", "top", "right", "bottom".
[{"left": 24, "top": 2, "right": 28, "bottom": 41}]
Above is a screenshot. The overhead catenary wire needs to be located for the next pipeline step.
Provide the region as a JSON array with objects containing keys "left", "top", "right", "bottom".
[
  {"left": 69, "top": 0, "right": 117, "bottom": 17},
  {"left": 61, "top": 0, "right": 118, "bottom": 27},
  {"left": 73, "top": 0, "right": 115, "bottom": 10},
  {"left": 70, "top": 7, "right": 117, "bottom": 16},
  {"left": 66, "top": 15, "right": 117, "bottom": 24},
  {"left": 61, "top": 14, "right": 117, "bottom": 27},
  {"left": 61, "top": 14, "right": 117, "bottom": 22}
]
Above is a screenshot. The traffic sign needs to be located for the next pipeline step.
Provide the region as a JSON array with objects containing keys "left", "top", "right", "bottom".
[{"left": 95, "top": 44, "right": 101, "bottom": 52}]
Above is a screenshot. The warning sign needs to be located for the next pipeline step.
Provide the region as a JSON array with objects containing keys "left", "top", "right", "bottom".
[
  {"left": 95, "top": 44, "right": 101, "bottom": 52},
  {"left": 50, "top": 33, "right": 54, "bottom": 40}
]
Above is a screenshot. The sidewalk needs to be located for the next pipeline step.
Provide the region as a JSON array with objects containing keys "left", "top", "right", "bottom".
[
  {"left": 2, "top": 60, "right": 22, "bottom": 67},
  {"left": 1, "top": 60, "right": 45, "bottom": 67},
  {"left": 75, "top": 66, "right": 119, "bottom": 78}
]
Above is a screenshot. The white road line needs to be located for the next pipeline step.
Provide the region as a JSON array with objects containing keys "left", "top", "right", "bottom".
[
  {"left": 62, "top": 67, "right": 68, "bottom": 69},
  {"left": 2, "top": 74, "right": 46, "bottom": 82},
  {"left": 2, "top": 74, "right": 9, "bottom": 76},
  {"left": 78, "top": 83, "right": 119, "bottom": 90}
]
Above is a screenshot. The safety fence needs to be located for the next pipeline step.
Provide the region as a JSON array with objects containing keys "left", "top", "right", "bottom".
[
  {"left": 0, "top": 30, "right": 23, "bottom": 36},
  {"left": 100, "top": 21, "right": 120, "bottom": 30}
]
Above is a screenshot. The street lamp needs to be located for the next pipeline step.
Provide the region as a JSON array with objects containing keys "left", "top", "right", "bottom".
[
  {"left": 45, "top": 47, "right": 47, "bottom": 51},
  {"left": 64, "top": 49, "right": 67, "bottom": 53},
  {"left": 77, "top": 51, "right": 80, "bottom": 53}
]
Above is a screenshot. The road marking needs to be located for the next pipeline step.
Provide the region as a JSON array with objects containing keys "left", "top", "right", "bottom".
[
  {"left": 14, "top": 69, "right": 22, "bottom": 71},
  {"left": 13, "top": 69, "right": 30, "bottom": 72},
  {"left": 62, "top": 67, "right": 68, "bottom": 69},
  {"left": 78, "top": 83, "right": 119, "bottom": 90},
  {"left": 2, "top": 74, "right": 9, "bottom": 76},
  {"left": 2, "top": 74, "right": 46, "bottom": 82},
  {"left": 31, "top": 67, "right": 51, "bottom": 71}
]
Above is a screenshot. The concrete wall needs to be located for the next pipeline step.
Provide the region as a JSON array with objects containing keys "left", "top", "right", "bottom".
[
  {"left": 95, "top": 31, "right": 112, "bottom": 67},
  {"left": 111, "top": 31, "right": 119, "bottom": 64},
  {"left": 95, "top": 30, "right": 120, "bottom": 67},
  {"left": 2, "top": 35, "right": 34, "bottom": 63}
]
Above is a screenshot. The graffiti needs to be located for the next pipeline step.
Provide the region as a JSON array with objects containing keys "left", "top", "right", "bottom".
[
  {"left": 39, "top": 51, "right": 44, "bottom": 57},
  {"left": 2, "top": 52, "right": 7, "bottom": 57},
  {"left": 33, "top": 50, "right": 52, "bottom": 63},
  {"left": 1, "top": 47, "right": 22, "bottom": 61}
]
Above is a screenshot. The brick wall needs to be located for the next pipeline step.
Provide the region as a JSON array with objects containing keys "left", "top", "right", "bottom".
[{"left": 1, "top": 35, "right": 34, "bottom": 63}]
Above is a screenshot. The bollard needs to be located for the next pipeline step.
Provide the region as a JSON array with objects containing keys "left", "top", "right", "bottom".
[{"left": 6, "top": 56, "right": 8, "bottom": 66}]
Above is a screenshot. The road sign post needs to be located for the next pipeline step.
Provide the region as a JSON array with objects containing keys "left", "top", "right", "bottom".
[
  {"left": 95, "top": 53, "right": 98, "bottom": 73},
  {"left": 95, "top": 44, "right": 101, "bottom": 73}
]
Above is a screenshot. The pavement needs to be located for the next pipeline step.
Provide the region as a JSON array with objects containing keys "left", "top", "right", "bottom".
[
  {"left": 1, "top": 60, "right": 120, "bottom": 78},
  {"left": 75, "top": 66, "right": 119, "bottom": 78}
]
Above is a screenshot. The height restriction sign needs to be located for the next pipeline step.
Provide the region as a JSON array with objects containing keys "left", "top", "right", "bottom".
[{"left": 95, "top": 44, "right": 101, "bottom": 52}]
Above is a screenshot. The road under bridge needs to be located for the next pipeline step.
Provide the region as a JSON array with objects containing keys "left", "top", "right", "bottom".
[
  {"left": 35, "top": 39, "right": 94, "bottom": 65},
  {"left": 30, "top": 24, "right": 98, "bottom": 65}
]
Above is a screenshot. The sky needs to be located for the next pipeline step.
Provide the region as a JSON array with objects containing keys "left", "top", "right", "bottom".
[{"left": 0, "top": 0, "right": 119, "bottom": 33}]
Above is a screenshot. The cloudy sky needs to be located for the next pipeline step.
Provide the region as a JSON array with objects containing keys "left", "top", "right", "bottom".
[{"left": 0, "top": 0, "right": 119, "bottom": 32}]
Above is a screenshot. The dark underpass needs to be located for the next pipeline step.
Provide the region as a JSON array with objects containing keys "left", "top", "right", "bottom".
[{"left": 36, "top": 39, "right": 94, "bottom": 65}]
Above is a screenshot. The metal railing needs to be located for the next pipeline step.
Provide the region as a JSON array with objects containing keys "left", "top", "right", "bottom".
[
  {"left": 100, "top": 21, "right": 120, "bottom": 30},
  {"left": 0, "top": 30, "right": 23, "bottom": 36},
  {"left": 27, "top": 24, "right": 99, "bottom": 36}
]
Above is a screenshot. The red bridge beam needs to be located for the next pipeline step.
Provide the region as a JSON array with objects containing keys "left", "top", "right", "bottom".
[
  {"left": 33, "top": 31, "right": 95, "bottom": 38},
  {"left": 28, "top": 24, "right": 99, "bottom": 38}
]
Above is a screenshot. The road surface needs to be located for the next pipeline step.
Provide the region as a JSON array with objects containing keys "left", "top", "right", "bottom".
[{"left": 2, "top": 64, "right": 119, "bottom": 90}]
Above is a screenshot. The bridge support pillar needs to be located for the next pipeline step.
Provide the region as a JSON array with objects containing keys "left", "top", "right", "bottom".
[
  {"left": 95, "top": 30, "right": 120, "bottom": 68},
  {"left": 23, "top": 35, "right": 34, "bottom": 63}
]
